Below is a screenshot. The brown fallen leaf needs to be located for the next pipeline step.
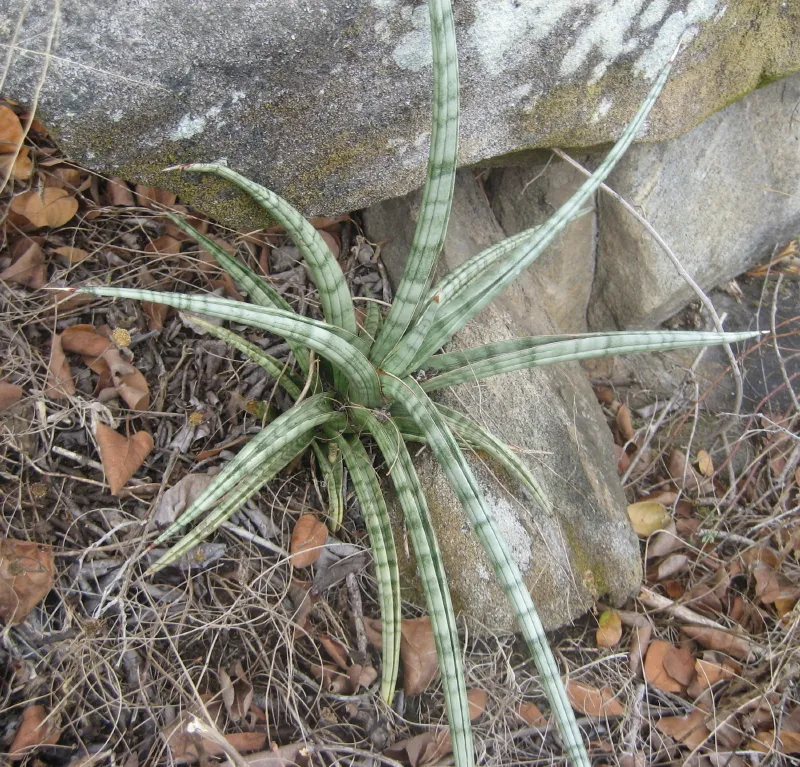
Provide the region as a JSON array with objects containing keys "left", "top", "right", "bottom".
[
  {"left": 643, "top": 640, "right": 685, "bottom": 693},
  {"left": 656, "top": 709, "right": 710, "bottom": 749},
  {"left": 218, "top": 661, "right": 253, "bottom": 723},
  {"left": 289, "top": 515, "right": 328, "bottom": 568},
  {"left": 95, "top": 424, "right": 154, "bottom": 495},
  {"left": 0, "top": 241, "right": 46, "bottom": 288},
  {"left": 467, "top": 688, "right": 488, "bottom": 721},
  {"left": 696, "top": 449, "right": 714, "bottom": 477},
  {"left": 223, "top": 742, "right": 310, "bottom": 767},
  {"left": 650, "top": 553, "right": 689, "bottom": 581},
  {"left": 516, "top": 702, "right": 547, "bottom": 726},
  {"left": 693, "top": 654, "right": 741, "bottom": 690},
  {"left": 102, "top": 348, "right": 150, "bottom": 410},
  {"left": 385, "top": 729, "right": 452, "bottom": 767},
  {"left": 107, "top": 178, "right": 135, "bottom": 206},
  {"left": 164, "top": 711, "right": 266, "bottom": 765},
  {"left": 0, "top": 381, "right": 23, "bottom": 410},
  {"left": 11, "top": 187, "right": 78, "bottom": 228},
  {"left": 596, "top": 610, "right": 622, "bottom": 648},
  {"left": 347, "top": 663, "right": 377, "bottom": 692},
  {"left": 53, "top": 245, "right": 91, "bottom": 265},
  {"left": 135, "top": 184, "right": 177, "bottom": 209},
  {"left": 9, "top": 704, "right": 61, "bottom": 760},
  {"left": 0, "top": 104, "right": 24, "bottom": 149},
  {"left": 61, "top": 324, "right": 113, "bottom": 370},
  {"left": 616, "top": 404, "right": 635, "bottom": 442},
  {"left": 318, "top": 633, "right": 350, "bottom": 670},
  {"left": 46, "top": 333, "right": 76, "bottom": 399},
  {"left": 646, "top": 521, "right": 683, "bottom": 559},
  {"left": 667, "top": 449, "right": 705, "bottom": 493},
  {"left": 662, "top": 643, "right": 694, "bottom": 687},
  {"left": 0, "top": 146, "right": 33, "bottom": 180},
  {"left": 748, "top": 729, "right": 800, "bottom": 755},
  {"left": 681, "top": 625, "right": 756, "bottom": 662},
  {"left": 565, "top": 680, "right": 625, "bottom": 718},
  {"left": 0, "top": 539, "right": 55, "bottom": 625},
  {"left": 627, "top": 501, "right": 671, "bottom": 537},
  {"left": 401, "top": 616, "right": 439, "bottom": 695},
  {"left": 153, "top": 472, "right": 216, "bottom": 528},
  {"left": 144, "top": 235, "right": 182, "bottom": 255}
]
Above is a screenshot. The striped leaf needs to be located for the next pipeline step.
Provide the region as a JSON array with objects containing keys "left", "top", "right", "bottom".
[
  {"left": 420, "top": 329, "right": 762, "bottom": 393},
  {"left": 435, "top": 404, "right": 551, "bottom": 514},
  {"left": 165, "top": 164, "right": 356, "bottom": 335},
  {"left": 369, "top": 0, "right": 459, "bottom": 366},
  {"left": 148, "top": 393, "right": 344, "bottom": 572},
  {"left": 358, "top": 299, "right": 383, "bottom": 352},
  {"left": 355, "top": 408, "right": 474, "bottom": 767},
  {"left": 336, "top": 434, "right": 401, "bottom": 703},
  {"left": 382, "top": 294, "right": 441, "bottom": 377},
  {"left": 380, "top": 373, "right": 590, "bottom": 767},
  {"left": 164, "top": 211, "right": 312, "bottom": 375},
  {"left": 77, "top": 287, "right": 381, "bottom": 407},
  {"left": 312, "top": 439, "right": 345, "bottom": 531},
  {"left": 418, "top": 45, "right": 681, "bottom": 359}
]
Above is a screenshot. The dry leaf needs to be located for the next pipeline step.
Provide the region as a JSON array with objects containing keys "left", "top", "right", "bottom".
[
  {"left": 135, "top": 185, "right": 177, "bottom": 209},
  {"left": 0, "top": 539, "right": 55, "bottom": 625},
  {"left": 400, "top": 616, "right": 439, "bottom": 695},
  {"left": 667, "top": 449, "right": 704, "bottom": 492},
  {"left": 61, "top": 324, "right": 113, "bottom": 369},
  {"left": 46, "top": 334, "right": 76, "bottom": 398},
  {"left": 616, "top": 404, "right": 635, "bottom": 441},
  {"left": 153, "top": 473, "right": 216, "bottom": 528},
  {"left": 0, "top": 241, "right": 46, "bottom": 288},
  {"left": 652, "top": 553, "right": 689, "bottom": 581},
  {"left": 11, "top": 187, "right": 78, "bottom": 228},
  {"left": 643, "top": 640, "right": 685, "bottom": 693},
  {"left": 467, "top": 688, "right": 488, "bottom": 721},
  {"left": 218, "top": 662, "right": 253, "bottom": 723},
  {"left": 627, "top": 501, "right": 671, "bottom": 537},
  {"left": 145, "top": 235, "right": 182, "bottom": 255},
  {"left": 53, "top": 245, "right": 90, "bottom": 264},
  {"left": 385, "top": 729, "right": 452, "bottom": 767},
  {"left": 318, "top": 633, "right": 350, "bottom": 670},
  {"left": 516, "top": 702, "right": 547, "bottom": 726},
  {"left": 164, "top": 712, "right": 266, "bottom": 765},
  {"left": 0, "top": 104, "right": 23, "bottom": 149},
  {"left": 0, "top": 381, "right": 23, "bottom": 410},
  {"left": 102, "top": 348, "right": 150, "bottom": 410},
  {"left": 224, "top": 742, "right": 310, "bottom": 767},
  {"left": 696, "top": 449, "right": 714, "bottom": 477},
  {"left": 289, "top": 515, "right": 328, "bottom": 567},
  {"left": 694, "top": 655, "right": 740, "bottom": 689},
  {"left": 565, "top": 680, "right": 625, "bottom": 718},
  {"left": 0, "top": 146, "right": 33, "bottom": 180},
  {"left": 646, "top": 521, "right": 683, "bottom": 559},
  {"left": 596, "top": 610, "right": 622, "bottom": 648},
  {"left": 9, "top": 704, "right": 61, "bottom": 760},
  {"left": 662, "top": 643, "right": 694, "bottom": 687},
  {"left": 656, "top": 709, "right": 710, "bottom": 749},
  {"left": 681, "top": 625, "right": 756, "bottom": 662},
  {"left": 95, "top": 424, "right": 154, "bottom": 495},
  {"left": 347, "top": 663, "right": 377, "bottom": 691},
  {"left": 107, "top": 178, "right": 135, "bottom": 206},
  {"left": 749, "top": 729, "right": 800, "bottom": 754}
]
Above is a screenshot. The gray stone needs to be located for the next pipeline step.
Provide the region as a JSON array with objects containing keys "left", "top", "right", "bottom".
[
  {"left": 1, "top": 1, "right": 797, "bottom": 230},
  {"left": 588, "top": 73, "right": 800, "bottom": 331},
  {"left": 363, "top": 170, "right": 641, "bottom": 632},
  {"left": 484, "top": 162, "right": 595, "bottom": 333}
]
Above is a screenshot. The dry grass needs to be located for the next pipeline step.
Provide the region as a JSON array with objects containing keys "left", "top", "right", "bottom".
[{"left": 1, "top": 111, "right": 799, "bottom": 767}]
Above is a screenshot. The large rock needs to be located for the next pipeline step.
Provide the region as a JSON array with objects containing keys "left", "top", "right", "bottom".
[
  {"left": 2, "top": 1, "right": 797, "bottom": 229},
  {"left": 363, "top": 170, "right": 641, "bottom": 632},
  {"left": 588, "top": 72, "right": 800, "bottom": 331},
  {"left": 484, "top": 161, "right": 595, "bottom": 333}
]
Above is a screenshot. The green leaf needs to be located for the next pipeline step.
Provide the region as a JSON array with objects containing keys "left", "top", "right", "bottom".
[
  {"left": 381, "top": 294, "right": 441, "bottom": 377},
  {"left": 358, "top": 299, "right": 383, "bottom": 352},
  {"left": 77, "top": 286, "right": 382, "bottom": 407},
  {"left": 355, "top": 408, "right": 474, "bottom": 767},
  {"left": 312, "top": 439, "right": 345, "bottom": 531},
  {"left": 164, "top": 165, "right": 357, "bottom": 336},
  {"left": 380, "top": 374, "right": 589, "bottom": 767},
  {"left": 164, "top": 211, "right": 312, "bottom": 375},
  {"left": 419, "top": 46, "right": 680, "bottom": 358},
  {"left": 369, "top": 0, "right": 459, "bottom": 366},
  {"left": 147, "top": 393, "right": 344, "bottom": 572},
  {"left": 435, "top": 404, "right": 551, "bottom": 514},
  {"left": 336, "top": 434, "right": 401, "bottom": 704},
  {"left": 419, "top": 329, "right": 762, "bottom": 392}
]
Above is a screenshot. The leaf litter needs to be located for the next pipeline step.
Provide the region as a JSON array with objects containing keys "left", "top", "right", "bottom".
[{"left": 1, "top": 101, "right": 798, "bottom": 767}]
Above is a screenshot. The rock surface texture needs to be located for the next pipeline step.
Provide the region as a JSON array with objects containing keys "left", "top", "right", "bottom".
[
  {"left": 2, "top": 0, "right": 797, "bottom": 229},
  {"left": 588, "top": 73, "right": 800, "bottom": 331},
  {"left": 363, "top": 171, "right": 641, "bottom": 632}
]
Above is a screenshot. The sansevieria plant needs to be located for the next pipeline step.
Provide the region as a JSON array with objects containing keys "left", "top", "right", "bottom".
[{"left": 79, "top": 2, "right": 759, "bottom": 765}]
